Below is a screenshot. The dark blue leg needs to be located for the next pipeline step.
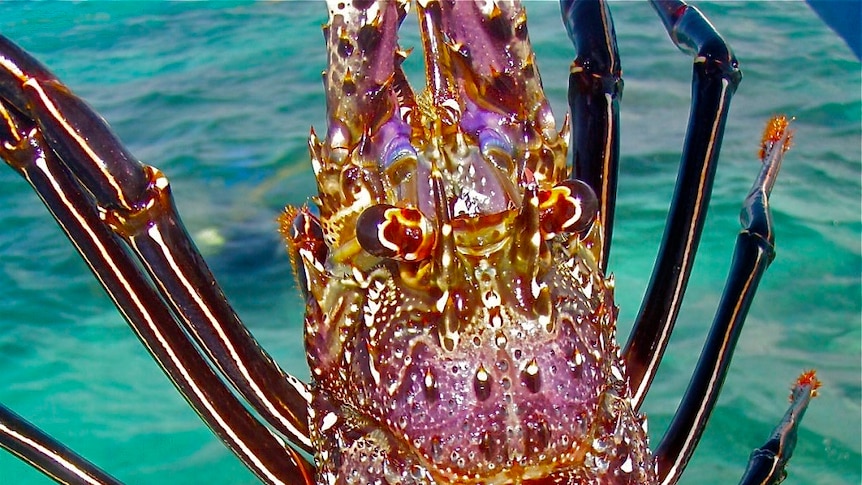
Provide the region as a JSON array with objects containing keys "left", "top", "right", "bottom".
[
  {"left": 656, "top": 117, "right": 793, "bottom": 483},
  {"left": 0, "top": 34, "right": 313, "bottom": 455},
  {"left": 739, "top": 371, "right": 820, "bottom": 485},
  {"left": 0, "top": 403, "right": 122, "bottom": 485},
  {"left": 623, "top": 0, "right": 742, "bottom": 410},
  {"left": 560, "top": 0, "right": 622, "bottom": 271},
  {"left": 0, "top": 35, "right": 314, "bottom": 483}
]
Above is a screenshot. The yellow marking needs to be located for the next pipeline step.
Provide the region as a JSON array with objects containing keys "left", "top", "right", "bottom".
[
  {"left": 531, "top": 279, "right": 541, "bottom": 299},
  {"left": 530, "top": 230, "right": 540, "bottom": 248},
  {"left": 436, "top": 290, "right": 449, "bottom": 313},
  {"left": 320, "top": 412, "right": 338, "bottom": 433},
  {"left": 524, "top": 359, "right": 539, "bottom": 377},
  {"left": 600, "top": 6, "right": 618, "bottom": 75},
  {"left": 538, "top": 312, "right": 551, "bottom": 330},
  {"left": 0, "top": 55, "right": 26, "bottom": 79},
  {"left": 367, "top": 347, "right": 381, "bottom": 386},
  {"left": 476, "top": 365, "right": 490, "bottom": 382},
  {"left": 600, "top": 92, "right": 614, "bottom": 267},
  {"left": 376, "top": 214, "right": 402, "bottom": 253},
  {"left": 441, "top": 223, "right": 452, "bottom": 238}
]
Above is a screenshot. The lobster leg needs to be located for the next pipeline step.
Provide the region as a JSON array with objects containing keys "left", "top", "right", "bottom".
[
  {"left": 622, "top": 0, "right": 743, "bottom": 409},
  {"left": 560, "top": 0, "right": 623, "bottom": 271},
  {"left": 0, "top": 99, "right": 314, "bottom": 484},
  {"left": 739, "top": 371, "right": 820, "bottom": 485},
  {"left": 654, "top": 117, "right": 794, "bottom": 484},
  {"left": 0, "top": 35, "right": 313, "bottom": 453},
  {"left": 0, "top": 403, "right": 121, "bottom": 485},
  {"left": 0, "top": 37, "right": 314, "bottom": 482},
  {"left": 0, "top": 35, "right": 313, "bottom": 455}
]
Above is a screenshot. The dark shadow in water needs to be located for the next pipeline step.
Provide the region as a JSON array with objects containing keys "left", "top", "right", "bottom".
[{"left": 806, "top": 0, "right": 862, "bottom": 59}]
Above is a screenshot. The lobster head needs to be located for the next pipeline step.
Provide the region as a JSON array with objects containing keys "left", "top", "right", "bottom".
[{"left": 281, "top": 0, "right": 653, "bottom": 482}]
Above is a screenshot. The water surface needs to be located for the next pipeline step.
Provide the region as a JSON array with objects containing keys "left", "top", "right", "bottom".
[{"left": 0, "top": 2, "right": 859, "bottom": 484}]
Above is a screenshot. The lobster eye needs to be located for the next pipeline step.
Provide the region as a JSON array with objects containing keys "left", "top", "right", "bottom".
[
  {"left": 356, "top": 204, "right": 436, "bottom": 262},
  {"left": 538, "top": 179, "right": 598, "bottom": 239}
]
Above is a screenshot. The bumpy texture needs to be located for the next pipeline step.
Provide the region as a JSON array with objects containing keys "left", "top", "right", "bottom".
[{"left": 282, "top": 1, "right": 656, "bottom": 483}]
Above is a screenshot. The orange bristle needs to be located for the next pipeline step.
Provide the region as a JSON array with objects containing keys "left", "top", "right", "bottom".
[
  {"left": 794, "top": 369, "right": 822, "bottom": 399},
  {"left": 759, "top": 114, "right": 794, "bottom": 160}
]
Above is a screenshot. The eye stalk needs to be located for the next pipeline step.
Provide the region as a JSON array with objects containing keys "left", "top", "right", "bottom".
[
  {"left": 356, "top": 204, "right": 437, "bottom": 262},
  {"left": 538, "top": 180, "right": 598, "bottom": 239}
]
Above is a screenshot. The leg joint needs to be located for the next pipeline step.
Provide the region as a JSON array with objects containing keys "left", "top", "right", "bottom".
[{"left": 100, "top": 165, "right": 172, "bottom": 238}]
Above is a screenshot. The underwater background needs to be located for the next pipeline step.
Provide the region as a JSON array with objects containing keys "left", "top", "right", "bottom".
[{"left": 0, "top": 2, "right": 859, "bottom": 484}]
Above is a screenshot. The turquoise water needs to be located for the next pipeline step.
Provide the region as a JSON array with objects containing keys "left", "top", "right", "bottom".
[{"left": 0, "top": 2, "right": 858, "bottom": 484}]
